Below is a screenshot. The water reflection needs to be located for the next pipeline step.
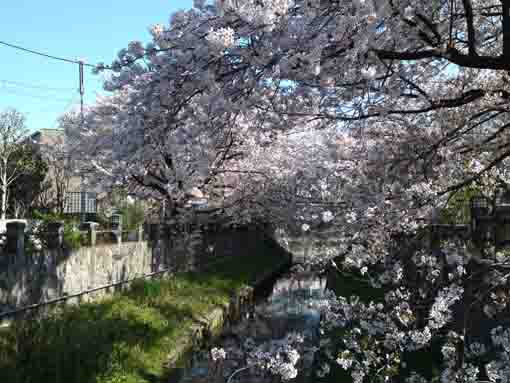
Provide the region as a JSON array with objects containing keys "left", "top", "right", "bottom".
[{"left": 178, "top": 269, "right": 328, "bottom": 383}]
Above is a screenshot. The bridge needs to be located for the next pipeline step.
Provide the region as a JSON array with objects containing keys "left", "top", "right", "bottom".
[{"left": 273, "top": 227, "right": 344, "bottom": 265}]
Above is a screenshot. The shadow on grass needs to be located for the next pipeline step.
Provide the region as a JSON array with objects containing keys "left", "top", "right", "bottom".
[
  {"left": 0, "top": 231, "right": 289, "bottom": 383},
  {"left": 0, "top": 295, "right": 191, "bottom": 383}
]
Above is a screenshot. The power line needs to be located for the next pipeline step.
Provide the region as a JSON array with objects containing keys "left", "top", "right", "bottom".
[
  {"left": 0, "top": 40, "right": 111, "bottom": 125},
  {"left": 0, "top": 40, "right": 99, "bottom": 68}
]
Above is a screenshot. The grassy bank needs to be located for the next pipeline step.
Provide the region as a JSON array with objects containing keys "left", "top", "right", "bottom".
[{"left": 0, "top": 246, "right": 288, "bottom": 383}]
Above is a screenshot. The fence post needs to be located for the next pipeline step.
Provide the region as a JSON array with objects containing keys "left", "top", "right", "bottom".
[
  {"left": 149, "top": 223, "right": 160, "bottom": 242},
  {"left": 111, "top": 214, "right": 122, "bottom": 244},
  {"left": 429, "top": 224, "right": 439, "bottom": 252},
  {"left": 81, "top": 222, "right": 98, "bottom": 246},
  {"left": 6, "top": 221, "right": 25, "bottom": 257},
  {"left": 137, "top": 225, "right": 144, "bottom": 242},
  {"left": 46, "top": 221, "right": 64, "bottom": 249}
]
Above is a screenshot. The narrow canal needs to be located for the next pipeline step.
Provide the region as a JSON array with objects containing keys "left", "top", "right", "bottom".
[{"left": 178, "top": 265, "right": 328, "bottom": 383}]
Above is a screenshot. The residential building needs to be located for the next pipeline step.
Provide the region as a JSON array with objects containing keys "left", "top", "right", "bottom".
[{"left": 24, "top": 128, "right": 98, "bottom": 218}]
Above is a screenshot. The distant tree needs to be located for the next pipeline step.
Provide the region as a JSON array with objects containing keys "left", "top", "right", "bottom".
[
  {"left": 38, "top": 132, "right": 74, "bottom": 215},
  {"left": 0, "top": 108, "right": 30, "bottom": 219},
  {"left": 7, "top": 144, "right": 48, "bottom": 218}
]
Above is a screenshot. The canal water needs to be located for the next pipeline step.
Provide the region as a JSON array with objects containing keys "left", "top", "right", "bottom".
[{"left": 178, "top": 266, "right": 328, "bottom": 383}]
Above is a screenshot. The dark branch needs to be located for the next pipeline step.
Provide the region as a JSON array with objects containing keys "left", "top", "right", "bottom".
[
  {"left": 461, "top": 0, "right": 477, "bottom": 55},
  {"left": 375, "top": 47, "right": 510, "bottom": 70}
]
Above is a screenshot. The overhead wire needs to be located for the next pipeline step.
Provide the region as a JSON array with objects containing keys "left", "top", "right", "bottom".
[
  {"left": 0, "top": 40, "right": 100, "bottom": 68},
  {"left": 0, "top": 39, "right": 112, "bottom": 128}
]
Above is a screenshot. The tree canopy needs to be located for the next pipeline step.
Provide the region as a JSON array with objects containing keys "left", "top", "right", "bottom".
[{"left": 65, "top": 1, "right": 510, "bottom": 382}]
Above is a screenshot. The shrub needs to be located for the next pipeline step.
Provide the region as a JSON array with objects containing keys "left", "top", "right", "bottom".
[
  {"left": 119, "top": 202, "right": 145, "bottom": 232},
  {"left": 28, "top": 210, "right": 86, "bottom": 250}
]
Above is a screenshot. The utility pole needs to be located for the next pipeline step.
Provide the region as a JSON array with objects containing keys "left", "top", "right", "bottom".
[
  {"left": 78, "top": 60, "right": 84, "bottom": 125},
  {"left": 161, "top": 199, "right": 166, "bottom": 223},
  {"left": 78, "top": 60, "right": 85, "bottom": 222},
  {"left": 80, "top": 173, "right": 86, "bottom": 223}
]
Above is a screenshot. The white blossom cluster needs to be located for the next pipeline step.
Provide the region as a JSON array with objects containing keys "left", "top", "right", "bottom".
[
  {"left": 428, "top": 284, "right": 464, "bottom": 330},
  {"left": 491, "top": 326, "right": 510, "bottom": 353},
  {"left": 210, "top": 347, "right": 227, "bottom": 361},
  {"left": 406, "top": 372, "right": 429, "bottom": 383},
  {"left": 485, "top": 360, "right": 510, "bottom": 383},
  {"left": 413, "top": 250, "right": 441, "bottom": 283},
  {"left": 205, "top": 27, "right": 236, "bottom": 50},
  {"left": 217, "top": 0, "right": 291, "bottom": 29},
  {"left": 407, "top": 327, "right": 432, "bottom": 350},
  {"left": 243, "top": 332, "right": 305, "bottom": 381}
]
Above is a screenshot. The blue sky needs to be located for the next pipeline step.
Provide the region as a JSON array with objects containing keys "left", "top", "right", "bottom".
[{"left": 0, "top": 0, "right": 192, "bottom": 133}]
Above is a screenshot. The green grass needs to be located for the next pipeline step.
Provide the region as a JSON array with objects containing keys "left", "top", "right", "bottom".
[{"left": 0, "top": 248, "right": 288, "bottom": 383}]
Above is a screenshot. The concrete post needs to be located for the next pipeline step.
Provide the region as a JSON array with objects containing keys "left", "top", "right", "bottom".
[
  {"left": 81, "top": 222, "right": 98, "bottom": 246},
  {"left": 137, "top": 225, "right": 144, "bottom": 242},
  {"left": 110, "top": 214, "right": 122, "bottom": 244},
  {"left": 149, "top": 223, "right": 160, "bottom": 242},
  {"left": 110, "top": 214, "right": 122, "bottom": 231},
  {"left": 6, "top": 221, "right": 25, "bottom": 257},
  {"left": 46, "top": 221, "right": 65, "bottom": 249},
  {"left": 429, "top": 224, "right": 440, "bottom": 252}
]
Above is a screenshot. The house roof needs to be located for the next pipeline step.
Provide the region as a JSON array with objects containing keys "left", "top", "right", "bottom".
[
  {"left": 29, "top": 128, "right": 64, "bottom": 142},
  {"left": 23, "top": 129, "right": 66, "bottom": 151}
]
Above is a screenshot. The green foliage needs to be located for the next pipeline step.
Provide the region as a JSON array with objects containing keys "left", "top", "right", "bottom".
[
  {"left": 130, "top": 279, "right": 162, "bottom": 302},
  {"left": 97, "top": 186, "right": 145, "bottom": 231},
  {"left": 119, "top": 202, "right": 145, "bottom": 231},
  {"left": 327, "top": 257, "right": 386, "bottom": 303},
  {"left": 7, "top": 144, "right": 48, "bottom": 217},
  {"left": 0, "top": 239, "right": 287, "bottom": 383},
  {"left": 29, "top": 210, "right": 86, "bottom": 250},
  {"left": 439, "top": 183, "right": 485, "bottom": 225},
  {"left": 400, "top": 344, "right": 442, "bottom": 382},
  {"left": 63, "top": 225, "right": 87, "bottom": 249}
]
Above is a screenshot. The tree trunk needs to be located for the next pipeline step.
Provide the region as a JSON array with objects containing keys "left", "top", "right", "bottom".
[
  {"left": 0, "top": 168, "right": 8, "bottom": 220},
  {"left": 503, "top": 0, "right": 510, "bottom": 58},
  {"left": 1, "top": 183, "right": 7, "bottom": 220}
]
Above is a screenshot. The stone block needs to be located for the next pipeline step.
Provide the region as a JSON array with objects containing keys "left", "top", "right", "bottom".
[
  {"left": 6, "top": 221, "right": 26, "bottom": 255},
  {"left": 46, "top": 221, "right": 64, "bottom": 249}
]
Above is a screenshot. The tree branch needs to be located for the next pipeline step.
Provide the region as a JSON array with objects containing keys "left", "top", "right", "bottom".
[
  {"left": 461, "top": 0, "right": 477, "bottom": 55},
  {"left": 375, "top": 47, "right": 510, "bottom": 70}
]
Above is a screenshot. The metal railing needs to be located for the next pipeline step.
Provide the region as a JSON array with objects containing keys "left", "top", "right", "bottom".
[{"left": 0, "top": 266, "right": 174, "bottom": 320}]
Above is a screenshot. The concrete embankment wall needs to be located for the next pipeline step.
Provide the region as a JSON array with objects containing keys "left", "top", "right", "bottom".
[{"left": 0, "top": 225, "right": 283, "bottom": 321}]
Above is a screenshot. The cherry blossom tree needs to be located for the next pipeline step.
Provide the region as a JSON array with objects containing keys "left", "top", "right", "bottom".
[
  {"left": 196, "top": 4, "right": 510, "bottom": 381},
  {"left": 77, "top": 1, "right": 510, "bottom": 382},
  {"left": 64, "top": 86, "right": 253, "bottom": 221}
]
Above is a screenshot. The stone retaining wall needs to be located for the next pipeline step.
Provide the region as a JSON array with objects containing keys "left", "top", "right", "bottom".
[{"left": 0, "top": 224, "right": 273, "bottom": 320}]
